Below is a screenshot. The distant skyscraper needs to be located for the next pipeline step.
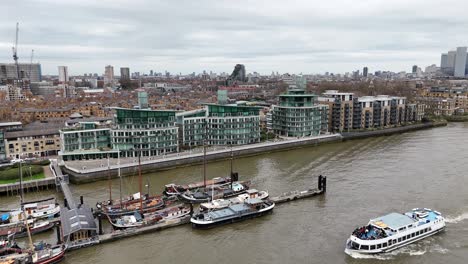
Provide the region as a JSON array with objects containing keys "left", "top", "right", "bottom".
[
  {"left": 447, "top": 51, "right": 457, "bottom": 75},
  {"left": 363, "top": 67, "right": 368, "bottom": 77},
  {"left": 454, "top": 47, "right": 467, "bottom": 77},
  {"left": 226, "top": 64, "right": 246, "bottom": 85},
  {"left": 120, "top": 67, "right": 130, "bottom": 80},
  {"left": 104, "top": 65, "right": 114, "bottom": 86},
  {"left": 441, "top": 53, "right": 448, "bottom": 69},
  {"left": 0, "top": 63, "right": 42, "bottom": 82},
  {"left": 150, "top": 70, "right": 154, "bottom": 76},
  {"left": 58, "top": 66, "right": 69, "bottom": 83},
  {"left": 412, "top": 65, "right": 418, "bottom": 74}
]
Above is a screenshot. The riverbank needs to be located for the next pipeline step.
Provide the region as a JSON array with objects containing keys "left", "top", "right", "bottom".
[
  {"left": 341, "top": 121, "right": 447, "bottom": 140},
  {"left": 63, "top": 134, "right": 341, "bottom": 183},
  {"left": 61, "top": 121, "right": 447, "bottom": 184}
]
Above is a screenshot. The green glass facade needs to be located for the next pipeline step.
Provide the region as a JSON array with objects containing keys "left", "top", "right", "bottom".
[
  {"left": 206, "top": 104, "right": 261, "bottom": 145},
  {"left": 176, "top": 109, "right": 207, "bottom": 147},
  {"left": 112, "top": 108, "right": 178, "bottom": 157},
  {"left": 0, "top": 131, "right": 5, "bottom": 159},
  {"left": 177, "top": 104, "right": 261, "bottom": 147},
  {"left": 272, "top": 90, "right": 328, "bottom": 137}
]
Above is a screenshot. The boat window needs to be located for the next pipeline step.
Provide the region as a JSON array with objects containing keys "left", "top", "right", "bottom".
[
  {"left": 370, "top": 245, "right": 376, "bottom": 250},
  {"left": 398, "top": 237, "right": 402, "bottom": 242},
  {"left": 361, "top": 245, "right": 369, "bottom": 250},
  {"left": 377, "top": 244, "right": 381, "bottom": 249},
  {"left": 351, "top": 242, "right": 360, "bottom": 250},
  {"left": 416, "top": 231, "right": 420, "bottom": 236},
  {"left": 411, "top": 233, "right": 415, "bottom": 238},
  {"left": 425, "top": 228, "right": 428, "bottom": 232},
  {"left": 393, "top": 239, "right": 396, "bottom": 244},
  {"left": 382, "top": 242, "right": 387, "bottom": 248},
  {"left": 388, "top": 240, "right": 392, "bottom": 246},
  {"left": 398, "top": 227, "right": 406, "bottom": 231},
  {"left": 406, "top": 235, "right": 410, "bottom": 240}
]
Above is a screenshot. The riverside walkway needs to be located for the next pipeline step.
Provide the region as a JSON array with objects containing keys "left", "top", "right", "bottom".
[{"left": 63, "top": 134, "right": 341, "bottom": 177}]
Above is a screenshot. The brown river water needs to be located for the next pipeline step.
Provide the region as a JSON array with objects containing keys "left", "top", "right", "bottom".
[{"left": 2, "top": 122, "right": 468, "bottom": 264}]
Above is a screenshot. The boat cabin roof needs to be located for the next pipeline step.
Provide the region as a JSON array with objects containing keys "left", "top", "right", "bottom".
[
  {"left": 370, "top": 212, "right": 415, "bottom": 230},
  {"left": 246, "top": 189, "right": 258, "bottom": 194},
  {"left": 244, "top": 198, "right": 263, "bottom": 205}
]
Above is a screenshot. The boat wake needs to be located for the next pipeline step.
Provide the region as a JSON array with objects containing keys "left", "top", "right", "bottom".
[
  {"left": 445, "top": 212, "right": 468, "bottom": 224},
  {"left": 345, "top": 241, "right": 449, "bottom": 260}
]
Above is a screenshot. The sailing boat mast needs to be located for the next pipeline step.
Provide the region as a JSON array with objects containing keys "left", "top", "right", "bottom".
[
  {"left": 230, "top": 145, "right": 233, "bottom": 176},
  {"left": 203, "top": 144, "right": 207, "bottom": 187},
  {"left": 138, "top": 151, "right": 143, "bottom": 214},
  {"left": 230, "top": 145, "right": 233, "bottom": 190},
  {"left": 107, "top": 154, "right": 112, "bottom": 202},
  {"left": 19, "top": 161, "right": 23, "bottom": 204},
  {"left": 203, "top": 119, "right": 207, "bottom": 187},
  {"left": 118, "top": 149, "right": 123, "bottom": 209}
]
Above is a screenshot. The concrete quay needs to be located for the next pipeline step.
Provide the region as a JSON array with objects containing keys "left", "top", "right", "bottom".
[{"left": 62, "top": 134, "right": 342, "bottom": 183}]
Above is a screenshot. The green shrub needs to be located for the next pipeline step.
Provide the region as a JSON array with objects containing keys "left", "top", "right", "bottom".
[
  {"left": 32, "top": 159, "right": 51, "bottom": 166},
  {"left": 0, "top": 165, "right": 43, "bottom": 181}
]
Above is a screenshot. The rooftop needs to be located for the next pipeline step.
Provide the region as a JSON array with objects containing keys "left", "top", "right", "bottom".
[
  {"left": 60, "top": 205, "right": 97, "bottom": 237},
  {"left": 370, "top": 212, "right": 415, "bottom": 230},
  {"left": 0, "top": 122, "right": 22, "bottom": 127}
]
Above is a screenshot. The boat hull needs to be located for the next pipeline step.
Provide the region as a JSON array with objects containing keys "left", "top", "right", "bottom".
[
  {"left": 35, "top": 247, "right": 65, "bottom": 264},
  {"left": 191, "top": 204, "right": 274, "bottom": 229}
]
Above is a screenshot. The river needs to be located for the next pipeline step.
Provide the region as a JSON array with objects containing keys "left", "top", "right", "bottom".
[{"left": 2, "top": 123, "right": 468, "bottom": 264}]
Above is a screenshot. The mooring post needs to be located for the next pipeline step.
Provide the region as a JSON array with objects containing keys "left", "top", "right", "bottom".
[
  {"left": 98, "top": 214, "right": 103, "bottom": 235},
  {"left": 322, "top": 176, "right": 327, "bottom": 193},
  {"left": 64, "top": 198, "right": 68, "bottom": 209},
  {"left": 318, "top": 175, "right": 323, "bottom": 190}
]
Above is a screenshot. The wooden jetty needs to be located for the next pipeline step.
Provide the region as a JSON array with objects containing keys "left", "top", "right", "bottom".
[{"left": 271, "top": 175, "right": 327, "bottom": 204}]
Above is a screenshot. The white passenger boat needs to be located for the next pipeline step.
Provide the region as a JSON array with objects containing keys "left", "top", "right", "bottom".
[{"left": 345, "top": 208, "right": 445, "bottom": 254}]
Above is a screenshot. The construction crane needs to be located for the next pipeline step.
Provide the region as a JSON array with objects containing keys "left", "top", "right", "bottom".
[{"left": 12, "top": 22, "right": 20, "bottom": 79}]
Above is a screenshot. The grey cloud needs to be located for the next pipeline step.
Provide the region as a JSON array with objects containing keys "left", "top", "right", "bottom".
[{"left": 1, "top": 0, "right": 467, "bottom": 74}]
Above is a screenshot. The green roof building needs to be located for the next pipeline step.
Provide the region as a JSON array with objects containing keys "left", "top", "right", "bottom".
[
  {"left": 176, "top": 104, "right": 261, "bottom": 147},
  {"left": 272, "top": 89, "right": 328, "bottom": 137},
  {"left": 112, "top": 108, "right": 179, "bottom": 157}
]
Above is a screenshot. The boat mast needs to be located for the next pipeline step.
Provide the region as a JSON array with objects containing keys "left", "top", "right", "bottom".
[
  {"left": 230, "top": 145, "right": 233, "bottom": 190},
  {"left": 118, "top": 149, "right": 122, "bottom": 209},
  {"left": 203, "top": 119, "right": 207, "bottom": 187},
  {"left": 107, "top": 154, "right": 112, "bottom": 202},
  {"left": 19, "top": 161, "right": 23, "bottom": 204},
  {"left": 20, "top": 202, "right": 33, "bottom": 251},
  {"left": 203, "top": 144, "right": 207, "bottom": 187},
  {"left": 138, "top": 150, "right": 143, "bottom": 214}
]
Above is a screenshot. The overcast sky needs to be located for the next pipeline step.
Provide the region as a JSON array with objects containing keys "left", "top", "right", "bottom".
[{"left": 1, "top": 0, "right": 467, "bottom": 75}]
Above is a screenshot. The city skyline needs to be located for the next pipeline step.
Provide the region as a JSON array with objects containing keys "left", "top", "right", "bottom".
[{"left": 2, "top": 0, "right": 468, "bottom": 75}]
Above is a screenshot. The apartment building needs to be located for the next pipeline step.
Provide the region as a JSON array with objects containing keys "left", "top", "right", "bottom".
[
  {"left": 111, "top": 108, "right": 179, "bottom": 157},
  {"left": 59, "top": 122, "right": 113, "bottom": 161},
  {"left": 373, "top": 95, "right": 392, "bottom": 128},
  {"left": 319, "top": 90, "right": 354, "bottom": 132},
  {"left": 272, "top": 89, "right": 328, "bottom": 137},
  {"left": 391, "top": 97, "right": 407, "bottom": 125},
  {"left": 415, "top": 97, "right": 455, "bottom": 116},
  {"left": 4, "top": 121, "right": 62, "bottom": 159},
  {"left": 176, "top": 104, "right": 261, "bottom": 147},
  {"left": 353, "top": 96, "right": 375, "bottom": 129},
  {"left": 205, "top": 104, "right": 261, "bottom": 145},
  {"left": 176, "top": 108, "right": 207, "bottom": 147}
]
